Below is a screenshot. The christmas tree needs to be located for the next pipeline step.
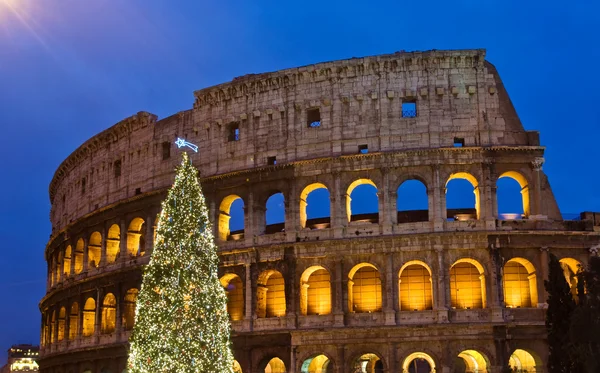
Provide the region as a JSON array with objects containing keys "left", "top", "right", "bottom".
[{"left": 128, "top": 151, "right": 234, "bottom": 373}]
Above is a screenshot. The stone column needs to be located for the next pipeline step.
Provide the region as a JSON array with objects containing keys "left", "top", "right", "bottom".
[
  {"left": 70, "top": 240, "right": 76, "bottom": 276},
  {"left": 94, "top": 288, "right": 103, "bottom": 338},
  {"left": 145, "top": 214, "right": 154, "bottom": 256},
  {"left": 383, "top": 254, "right": 396, "bottom": 325},
  {"left": 299, "top": 283, "right": 309, "bottom": 316},
  {"left": 333, "top": 259, "right": 344, "bottom": 326},
  {"left": 253, "top": 205, "right": 266, "bottom": 236},
  {"left": 82, "top": 236, "right": 89, "bottom": 272},
  {"left": 285, "top": 182, "right": 298, "bottom": 239},
  {"left": 115, "top": 286, "right": 123, "bottom": 340},
  {"left": 432, "top": 166, "right": 446, "bottom": 231},
  {"left": 244, "top": 192, "right": 254, "bottom": 246},
  {"left": 435, "top": 245, "right": 449, "bottom": 323},
  {"left": 332, "top": 172, "right": 345, "bottom": 238},
  {"left": 100, "top": 225, "right": 107, "bottom": 267},
  {"left": 530, "top": 158, "right": 546, "bottom": 219},
  {"left": 119, "top": 219, "right": 127, "bottom": 262}
]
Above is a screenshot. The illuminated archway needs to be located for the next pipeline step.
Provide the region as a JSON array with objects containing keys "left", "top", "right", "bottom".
[
  {"left": 266, "top": 192, "right": 285, "bottom": 234},
  {"left": 57, "top": 307, "right": 66, "bottom": 341},
  {"left": 63, "top": 245, "right": 72, "bottom": 277},
  {"left": 509, "top": 349, "right": 540, "bottom": 372},
  {"left": 264, "top": 357, "right": 286, "bottom": 373},
  {"left": 300, "top": 266, "right": 331, "bottom": 316},
  {"left": 402, "top": 352, "right": 435, "bottom": 373},
  {"left": 348, "top": 263, "right": 382, "bottom": 313},
  {"left": 233, "top": 360, "right": 243, "bottom": 373},
  {"left": 352, "top": 353, "right": 384, "bottom": 373},
  {"left": 123, "top": 289, "right": 138, "bottom": 331},
  {"left": 50, "top": 310, "right": 56, "bottom": 343},
  {"left": 88, "top": 232, "right": 102, "bottom": 268},
  {"left": 257, "top": 270, "right": 286, "bottom": 318},
  {"left": 127, "top": 218, "right": 145, "bottom": 257},
  {"left": 101, "top": 293, "right": 117, "bottom": 334},
  {"left": 74, "top": 238, "right": 84, "bottom": 274},
  {"left": 69, "top": 302, "right": 79, "bottom": 340},
  {"left": 300, "top": 183, "right": 331, "bottom": 229},
  {"left": 560, "top": 258, "right": 582, "bottom": 300},
  {"left": 497, "top": 171, "right": 530, "bottom": 219},
  {"left": 301, "top": 354, "right": 332, "bottom": 373},
  {"left": 82, "top": 298, "right": 95, "bottom": 337},
  {"left": 220, "top": 274, "right": 244, "bottom": 321},
  {"left": 219, "top": 195, "right": 245, "bottom": 241},
  {"left": 446, "top": 172, "right": 480, "bottom": 220},
  {"left": 457, "top": 350, "right": 489, "bottom": 373},
  {"left": 106, "top": 224, "right": 120, "bottom": 264},
  {"left": 450, "top": 259, "right": 486, "bottom": 309},
  {"left": 55, "top": 251, "right": 63, "bottom": 284},
  {"left": 346, "top": 179, "right": 378, "bottom": 223},
  {"left": 503, "top": 258, "right": 538, "bottom": 308},
  {"left": 399, "top": 261, "right": 433, "bottom": 311},
  {"left": 397, "top": 179, "right": 429, "bottom": 223}
]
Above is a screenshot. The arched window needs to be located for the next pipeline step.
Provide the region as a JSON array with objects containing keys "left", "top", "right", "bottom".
[
  {"left": 256, "top": 270, "right": 286, "bottom": 318},
  {"left": 402, "top": 352, "right": 435, "bottom": 373},
  {"left": 218, "top": 195, "right": 245, "bottom": 241},
  {"left": 352, "top": 353, "right": 384, "bottom": 373},
  {"left": 69, "top": 302, "right": 79, "bottom": 340},
  {"left": 301, "top": 354, "right": 332, "bottom": 373},
  {"left": 55, "top": 251, "right": 63, "bottom": 284},
  {"left": 300, "top": 183, "right": 331, "bottom": 229},
  {"left": 300, "top": 266, "right": 331, "bottom": 316},
  {"left": 127, "top": 218, "right": 145, "bottom": 257},
  {"left": 457, "top": 350, "right": 489, "bottom": 373},
  {"left": 82, "top": 298, "right": 96, "bottom": 337},
  {"left": 450, "top": 259, "right": 486, "bottom": 309},
  {"left": 397, "top": 179, "right": 429, "bottom": 223},
  {"left": 233, "top": 360, "right": 243, "bottom": 373},
  {"left": 123, "top": 289, "right": 139, "bottom": 331},
  {"left": 264, "top": 357, "right": 286, "bottom": 373},
  {"left": 509, "top": 349, "right": 540, "bottom": 372},
  {"left": 63, "top": 245, "right": 72, "bottom": 277},
  {"left": 106, "top": 224, "right": 120, "bottom": 264},
  {"left": 57, "top": 307, "right": 66, "bottom": 341},
  {"left": 101, "top": 293, "right": 117, "bottom": 334},
  {"left": 560, "top": 258, "right": 582, "bottom": 300},
  {"left": 399, "top": 262, "right": 433, "bottom": 311},
  {"left": 503, "top": 258, "right": 538, "bottom": 308},
  {"left": 446, "top": 173, "right": 479, "bottom": 220},
  {"left": 88, "top": 232, "right": 102, "bottom": 269},
  {"left": 74, "top": 238, "right": 84, "bottom": 274},
  {"left": 347, "top": 179, "right": 379, "bottom": 223},
  {"left": 497, "top": 171, "right": 530, "bottom": 219},
  {"left": 265, "top": 192, "right": 285, "bottom": 234},
  {"left": 220, "top": 274, "right": 244, "bottom": 321},
  {"left": 348, "top": 264, "right": 382, "bottom": 313}
]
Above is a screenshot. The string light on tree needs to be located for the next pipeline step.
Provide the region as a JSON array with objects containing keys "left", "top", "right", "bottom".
[{"left": 127, "top": 144, "right": 234, "bottom": 373}]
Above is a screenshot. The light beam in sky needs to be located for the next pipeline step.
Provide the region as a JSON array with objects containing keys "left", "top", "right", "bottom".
[{"left": 0, "top": 0, "right": 49, "bottom": 49}]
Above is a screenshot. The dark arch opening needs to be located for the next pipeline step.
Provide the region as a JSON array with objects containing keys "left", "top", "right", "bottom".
[
  {"left": 497, "top": 177, "right": 525, "bottom": 219},
  {"left": 229, "top": 198, "right": 245, "bottom": 240},
  {"left": 397, "top": 179, "right": 429, "bottom": 223},
  {"left": 446, "top": 178, "right": 477, "bottom": 221},
  {"left": 350, "top": 184, "right": 379, "bottom": 223},
  {"left": 266, "top": 192, "right": 285, "bottom": 234},
  {"left": 305, "top": 187, "right": 330, "bottom": 229}
]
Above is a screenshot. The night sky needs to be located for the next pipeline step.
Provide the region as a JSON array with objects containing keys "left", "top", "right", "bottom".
[{"left": 1, "top": 0, "right": 599, "bottom": 364}]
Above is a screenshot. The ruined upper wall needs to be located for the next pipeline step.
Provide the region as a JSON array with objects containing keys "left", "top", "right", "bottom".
[{"left": 48, "top": 49, "right": 539, "bottom": 231}]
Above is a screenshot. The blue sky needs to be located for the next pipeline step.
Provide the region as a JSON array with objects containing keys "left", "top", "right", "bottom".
[{"left": 0, "top": 0, "right": 599, "bottom": 363}]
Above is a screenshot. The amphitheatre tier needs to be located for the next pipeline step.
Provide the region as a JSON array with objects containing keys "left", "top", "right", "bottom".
[{"left": 39, "top": 49, "right": 600, "bottom": 373}]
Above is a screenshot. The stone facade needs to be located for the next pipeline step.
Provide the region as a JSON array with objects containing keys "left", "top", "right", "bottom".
[{"left": 40, "top": 49, "right": 600, "bottom": 373}]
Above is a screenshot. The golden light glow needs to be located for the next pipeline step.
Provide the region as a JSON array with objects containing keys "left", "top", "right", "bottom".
[
  {"left": 88, "top": 231, "right": 102, "bottom": 268},
  {"left": 123, "top": 288, "right": 138, "bottom": 330},
  {"left": 499, "top": 171, "right": 530, "bottom": 217},
  {"left": 346, "top": 179, "right": 377, "bottom": 222},
  {"left": 63, "top": 245, "right": 72, "bottom": 277},
  {"left": 399, "top": 261, "right": 433, "bottom": 311},
  {"left": 447, "top": 172, "right": 480, "bottom": 219},
  {"left": 402, "top": 352, "right": 436, "bottom": 373},
  {"left": 57, "top": 307, "right": 66, "bottom": 341},
  {"left": 300, "top": 266, "right": 331, "bottom": 316},
  {"left": 233, "top": 360, "right": 243, "bottom": 373},
  {"left": 348, "top": 263, "right": 382, "bottom": 313},
  {"left": 101, "top": 293, "right": 116, "bottom": 334},
  {"left": 302, "top": 354, "right": 330, "bottom": 373},
  {"left": 265, "top": 357, "right": 286, "bottom": 373},
  {"left": 219, "top": 195, "right": 243, "bottom": 241},
  {"left": 106, "top": 224, "right": 120, "bottom": 263},
  {"left": 257, "top": 270, "right": 286, "bottom": 318},
  {"left": 450, "top": 259, "right": 486, "bottom": 309},
  {"left": 220, "top": 274, "right": 244, "bottom": 321},
  {"left": 503, "top": 258, "right": 537, "bottom": 308},
  {"left": 560, "top": 258, "right": 582, "bottom": 300},
  {"left": 353, "top": 353, "right": 382, "bottom": 373},
  {"left": 127, "top": 217, "right": 146, "bottom": 257},
  {"left": 300, "top": 183, "right": 328, "bottom": 228},
  {"left": 458, "top": 350, "right": 488, "bottom": 373},
  {"left": 509, "top": 349, "right": 538, "bottom": 372},
  {"left": 74, "top": 238, "right": 84, "bottom": 274},
  {"left": 82, "top": 297, "right": 95, "bottom": 337},
  {"left": 69, "top": 302, "right": 79, "bottom": 340}
]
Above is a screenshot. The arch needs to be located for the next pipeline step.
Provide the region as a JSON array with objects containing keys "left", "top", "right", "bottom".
[
  {"left": 101, "top": 293, "right": 117, "bottom": 334},
  {"left": 88, "top": 232, "right": 102, "bottom": 269},
  {"left": 352, "top": 353, "right": 384, "bottom": 373},
  {"left": 264, "top": 357, "right": 286, "bottom": 373},
  {"left": 346, "top": 179, "right": 379, "bottom": 223},
  {"left": 69, "top": 302, "right": 79, "bottom": 340},
  {"left": 265, "top": 192, "right": 285, "bottom": 234},
  {"left": 57, "top": 307, "right": 66, "bottom": 341},
  {"left": 348, "top": 263, "right": 382, "bottom": 313},
  {"left": 457, "top": 349, "right": 489, "bottom": 373},
  {"left": 397, "top": 179, "right": 429, "bottom": 223},
  {"left": 399, "top": 261, "right": 433, "bottom": 311},
  {"left": 220, "top": 274, "right": 244, "bottom": 321},
  {"left": 503, "top": 258, "right": 538, "bottom": 308},
  {"left": 233, "top": 360, "right": 243, "bottom": 373},
  {"left": 127, "top": 218, "right": 146, "bottom": 257},
  {"left": 299, "top": 266, "right": 332, "bottom": 316},
  {"left": 106, "top": 224, "right": 120, "bottom": 264},
  {"left": 300, "top": 183, "right": 331, "bottom": 229},
  {"left": 402, "top": 352, "right": 436, "bottom": 373},
  {"left": 257, "top": 270, "right": 286, "bottom": 318},
  {"left": 508, "top": 349, "right": 541, "bottom": 372},
  {"left": 55, "top": 251, "right": 63, "bottom": 284},
  {"left": 560, "top": 258, "right": 582, "bottom": 299},
  {"left": 450, "top": 259, "right": 486, "bottom": 309},
  {"left": 301, "top": 354, "right": 332, "bottom": 373},
  {"left": 123, "top": 288, "right": 139, "bottom": 330},
  {"left": 50, "top": 310, "right": 56, "bottom": 343},
  {"left": 82, "top": 297, "right": 96, "bottom": 337},
  {"left": 446, "top": 172, "right": 480, "bottom": 220},
  {"left": 498, "top": 171, "right": 530, "bottom": 219},
  {"left": 218, "top": 195, "right": 245, "bottom": 241},
  {"left": 74, "top": 238, "right": 84, "bottom": 274},
  {"left": 63, "top": 245, "right": 72, "bottom": 277},
  {"left": 43, "top": 312, "right": 51, "bottom": 345}
]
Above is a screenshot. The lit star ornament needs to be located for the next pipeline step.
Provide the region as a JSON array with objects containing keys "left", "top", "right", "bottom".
[{"left": 175, "top": 138, "right": 198, "bottom": 152}]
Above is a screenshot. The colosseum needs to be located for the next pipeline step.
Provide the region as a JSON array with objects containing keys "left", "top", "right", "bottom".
[{"left": 39, "top": 49, "right": 600, "bottom": 373}]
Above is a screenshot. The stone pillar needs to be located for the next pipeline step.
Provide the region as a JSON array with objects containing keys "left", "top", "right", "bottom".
[
  {"left": 432, "top": 165, "right": 446, "bottom": 231},
  {"left": 64, "top": 306, "right": 70, "bottom": 347},
  {"left": 290, "top": 346, "right": 297, "bottom": 373},
  {"left": 333, "top": 259, "right": 344, "bottom": 326},
  {"left": 70, "top": 240, "right": 76, "bottom": 276},
  {"left": 379, "top": 168, "right": 393, "bottom": 231},
  {"left": 100, "top": 225, "right": 107, "bottom": 267},
  {"left": 530, "top": 158, "right": 546, "bottom": 219},
  {"left": 119, "top": 219, "right": 127, "bottom": 262},
  {"left": 82, "top": 236, "right": 89, "bottom": 272},
  {"left": 285, "top": 182, "right": 298, "bottom": 239},
  {"left": 244, "top": 263, "right": 253, "bottom": 320},
  {"left": 336, "top": 345, "right": 345, "bottom": 373},
  {"left": 94, "top": 288, "right": 103, "bottom": 338},
  {"left": 299, "top": 283, "right": 309, "bottom": 316},
  {"left": 77, "top": 294, "right": 84, "bottom": 341},
  {"left": 434, "top": 245, "right": 449, "bottom": 323},
  {"left": 253, "top": 205, "right": 266, "bottom": 236},
  {"left": 383, "top": 254, "right": 395, "bottom": 325},
  {"left": 332, "top": 172, "right": 346, "bottom": 238},
  {"left": 245, "top": 192, "right": 254, "bottom": 246},
  {"left": 145, "top": 214, "right": 154, "bottom": 256},
  {"left": 115, "top": 286, "right": 123, "bottom": 339},
  {"left": 539, "top": 247, "right": 550, "bottom": 306}
]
